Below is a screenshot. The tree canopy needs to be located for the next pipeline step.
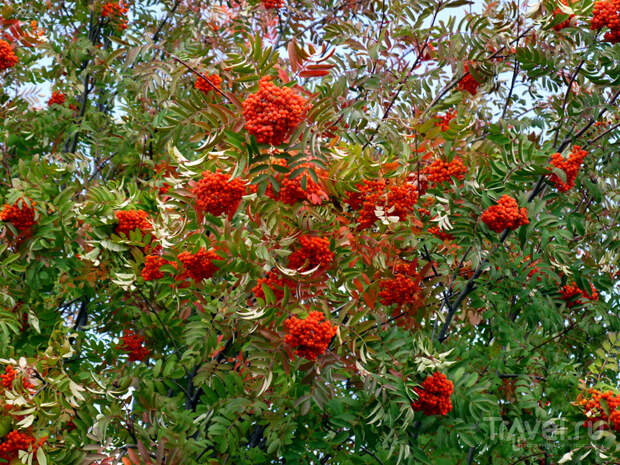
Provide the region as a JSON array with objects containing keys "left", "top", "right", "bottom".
[{"left": 0, "top": 0, "right": 619, "bottom": 464}]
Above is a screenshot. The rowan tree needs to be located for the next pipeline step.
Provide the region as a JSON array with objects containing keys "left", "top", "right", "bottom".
[{"left": 0, "top": 0, "right": 618, "bottom": 464}]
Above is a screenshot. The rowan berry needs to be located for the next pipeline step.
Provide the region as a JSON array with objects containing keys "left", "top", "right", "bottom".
[
  {"left": 192, "top": 170, "right": 246, "bottom": 218},
  {"left": 0, "top": 198, "right": 36, "bottom": 236},
  {"left": 547, "top": 145, "right": 587, "bottom": 192},
  {"left": 141, "top": 254, "right": 173, "bottom": 281},
  {"left": 428, "top": 225, "right": 454, "bottom": 241},
  {"left": 1, "top": 365, "right": 33, "bottom": 390},
  {"left": 253, "top": 270, "right": 296, "bottom": 302},
  {"left": 552, "top": 0, "right": 575, "bottom": 30},
  {"left": 480, "top": 195, "right": 529, "bottom": 233},
  {"left": 287, "top": 235, "right": 334, "bottom": 273},
  {"left": 457, "top": 63, "right": 481, "bottom": 96},
  {"left": 194, "top": 73, "right": 222, "bottom": 95},
  {"left": 559, "top": 281, "right": 598, "bottom": 307},
  {"left": 48, "top": 91, "right": 66, "bottom": 107},
  {"left": 412, "top": 372, "right": 454, "bottom": 416},
  {"left": 118, "top": 329, "right": 150, "bottom": 362},
  {"left": 577, "top": 389, "right": 620, "bottom": 431},
  {"left": 435, "top": 109, "right": 457, "bottom": 131},
  {"left": 357, "top": 182, "right": 418, "bottom": 229},
  {"left": 178, "top": 248, "right": 220, "bottom": 282},
  {"left": 0, "top": 39, "right": 18, "bottom": 71},
  {"left": 262, "top": 0, "right": 284, "bottom": 8},
  {"left": 114, "top": 210, "right": 152, "bottom": 237},
  {"left": 242, "top": 76, "right": 308, "bottom": 146},
  {"left": 346, "top": 179, "right": 387, "bottom": 210},
  {"left": 379, "top": 274, "right": 422, "bottom": 307},
  {"left": 102, "top": 1, "right": 129, "bottom": 30},
  {"left": 423, "top": 157, "right": 467, "bottom": 186},
  {"left": 0, "top": 430, "right": 37, "bottom": 462},
  {"left": 284, "top": 311, "right": 337, "bottom": 360},
  {"left": 263, "top": 160, "right": 329, "bottom": 205},
  {"left": 591, "top": 0, "right": 620, "bottom": 43}
]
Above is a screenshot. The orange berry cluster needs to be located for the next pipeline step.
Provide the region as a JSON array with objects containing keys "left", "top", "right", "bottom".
[
  {"left": 0, "top": 430, "right": 36, "bottom": 463},
  {"left": 428, "top": 225, "right": 454, "bottom": 241},
  {"left": 352, "top": 181, "right": 418, "bottom": 229},
  {"left": 577, "top": 389, "right": 620, "bottom": 431},
  {"left": 435, "top": 109, "right": 456, "bottom": 131},
  {"left": 114, "top": 209, "right": 152, "bottom": 237},
  {"left": 264, "top": 161, "right": 329, "bottom": 206},
  {"left": 242, "top": 76, "right": 308, "bottom": 146},
  {"left": 262, "top": 0, "right": 284, "bottom": 8},
  {"left": 345, "top": 179, "right": 387, "bottom": 210},
  {"left": 552, "top": 0, "right": 575, "bottom": 31},
  {"left": 423, "top": 157, "right": 467, "bottom": 186},
  {"left": 1, "top": 365, "right": 33, "bottom": 390},
  {"left": 194, "top": 73, "right": 222, "bottom": 95},
  {"left": 287, "top": 235, "right": 334, "bottom": 273},
  {"left": 141, "top": 254, "right": 172, "bottom": 281},
  {"left": 457, "top": 63, "right": 481, "bottom": 96},
  {"left": 48, "top": 91, "right": 66, "bottom": 107},
  {"left": 118, "top": 329, "right": 150, "bottom": 362},
  {"left": 559, "top": 281, "right": 599, "bottom": 307},
  {"left": 481, "top": 195, "right": 529, "bottom": 233},
  {"left": 0, "top": 39, "right": 18, "bottom": 71},
  {"left": 283, "top": 311, "right": 337, "bottom": 360},
  {"left": 177, "top": 248, "right": 220, "bottom": 282},
  {"left": 591, "top": 0, "right": 620, "bottom": 43},
  {"left": 101, "top": 1, "right": 129, "bottom": 30},
  {"left": 192, "top": 170, "right": 246, "bottom": 218},
  {"left": 379, "top": 261, "right": 422, "bottom": 307},
  {"left": 253, "top": 270, "right": 296, "bottom": 302},
  {"left": 412, "top": 372, "right": 454, "bottom": 416},
  {"left": 548, "top": 145, "right": 587, "bottom": 192},
  {"left": 0, "top": 198, "right": 36, "bottom": 235}
]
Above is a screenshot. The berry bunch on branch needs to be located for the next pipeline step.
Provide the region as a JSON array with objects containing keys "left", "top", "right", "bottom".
[{"left": 284, "top": 311, "right": 337, "bottom": 360}]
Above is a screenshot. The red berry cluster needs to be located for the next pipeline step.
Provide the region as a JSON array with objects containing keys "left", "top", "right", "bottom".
[
  {"left": 423, "top": 157, "right": 467, "bottom": 186},
  {"left": 0, "top": 430, "right": 36, "bottom": 463},
  {"left": 457, "top": 63, "right": 481, "bottom": 96},
  {"left": 262, "top": 0, "right": 284, "bottom": 8},
  {"left": 101, "top": 1, "right": 129, "bottom": 30},
  {"left": 0, "top": 39, "right": 18, "bottom": 71},
  {"left": 577, "top": 389, "right": 620, "bottom": 431},
  {"left": 141, "top": 254, "right": 173, "bottom": 281},
  {"left": 428, "top": 225, "right": 454, "bottom": 241},
  {"left": 1, "top": 365, "right": 33, "bottom": 390},
  {"left": 379, "top": 262, "right": 422, "bottom": 307},
  {"left": 412, "top": 372, "right": 454, "bottom": 416},
  {"left": 481, "top": 195, "right": 529, "bottom": 233},
  {"left": 48, "top": 91, "right": 66, "bottom": 107},
  {"left": 253, "top": 270, "right": 296, "bottom": 302},
  {"left": 0, "top": 198, "right": 36, "bottom": 235},
  {"left": 552, "top": 0, "right": 575, "bottom": 31},
  {"left": 559, "top": 281, "right": 599, "bottom": 307},
  {"left": 435, "top": 109, "right": 456, "bottom": 131},
  {"left": 192, "top": 170, "right": 246, "bottom": 218},
  {"left": 548, "top": 145, "right": 587, "bottom": 192},
  {"left": 114, "top": 209, "right": 152, "bottom": 237},
  {"left": 345, "top": 179, "right": 387, "bottom": 210},
  {"left": 194, "top": 73, "right": 223, "bottom": 95},
  {"left": 264, "top": 161, "right": 329, "bottom": 206},
  {"left": 351, "top": 181, "right": 418, "bottom": 229},
  {"left": 242, "top": 76, "right": 308, "bottom": 146},
  {"left": 118, "top": 330, "right": 150, "bottom": 362},
  {"left": 177, "top": 248, "right": 220, "bottom": 282},
  {"left": 283, "top": 311, "right": 337, "bottom": 360},
  {"left": 287, "top": 236, "right": 334, "bottom": 273},
  {"left": 591, "top": 0, "right": 620, "bottom": 43}
]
